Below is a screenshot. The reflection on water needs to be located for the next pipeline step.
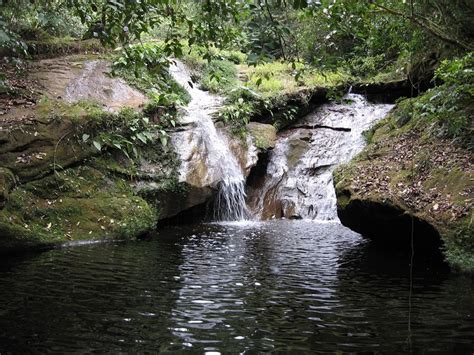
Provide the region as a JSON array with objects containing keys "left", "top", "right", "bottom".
[{"left": 0, "top": 221, "right": 473, "bottom": 353}]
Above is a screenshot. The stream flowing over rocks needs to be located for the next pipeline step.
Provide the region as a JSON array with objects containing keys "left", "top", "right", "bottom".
[
  {"left": 169, "top": 60, "right": 257, "bottom": 221},
  {"left": 248, "top": 94, "right": 393, "bottom": 221}
]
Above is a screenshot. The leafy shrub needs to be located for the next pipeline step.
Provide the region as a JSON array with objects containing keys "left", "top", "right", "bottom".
[
  {"left": 385, "top": 53, "right": 473, "bottom": 149},
  {"left": 415, "top": 53, "right": 473, "bottom": 146},
  {"left": 82, "top": 107, "right": 170, "bottom": 160},
  {"left": 435, "top": 52, "right": 474, "bottom": 88},
  {"left": 113, "top": 43, "right": 191, "bottom": 110},
  {"left": 217, "top": 97, "right": 254, "bottom": 136},
  {"left": 219, "top": 50, "right": 247, "bottom": 64},
  {"left": 346, "top": 54, "right": 386, "bottom": 78}
]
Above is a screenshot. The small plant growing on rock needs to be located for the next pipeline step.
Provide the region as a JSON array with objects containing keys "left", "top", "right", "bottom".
[{"left": 82, "top": 107, "right": 170, "bottom": 160}]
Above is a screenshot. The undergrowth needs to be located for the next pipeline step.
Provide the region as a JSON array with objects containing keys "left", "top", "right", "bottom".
[{"left": 389, "top": 52, "right": 473, "bottom": 149}]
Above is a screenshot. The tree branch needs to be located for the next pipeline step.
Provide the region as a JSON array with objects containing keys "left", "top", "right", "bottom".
[{"left": 374, "top": 3, "right": 473, "bottom": 51}]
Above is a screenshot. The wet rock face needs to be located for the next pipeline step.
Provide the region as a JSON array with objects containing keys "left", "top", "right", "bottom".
[
  {"left": 30, "top": 56, "right": 147, "bottom": 112},
  {"left": 286, "top": 135, "right": 311, "bottom": 169},
  {"left": 247, "top": 94, "right": 393, "bottom": 221},
  {"left": 169, "top": 61, "right": 258, "bottom": 221}
]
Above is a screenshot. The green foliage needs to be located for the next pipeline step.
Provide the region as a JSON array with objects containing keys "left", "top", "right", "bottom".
[
  {"left": 415, "top": 53, "right": 473, "bottom": 146},
  {"left": 281, "top": 105, "right": 299, "bottom": 122},
  {"left": 243, "top": 61, "right": 349, "bottom": 97},
  {"left": 113, "top": 42, "right": 191, "bottom": 113},
  {"left": 220, "top": 49, "right": 247, "bottom": 64},
  {"left": 346, "top": 54, "right": 387, "bottom": 78},
  {"left": 113, "top": 42, "right": 169, "bottom": 76},
  {"left": 217, "top": 97, "right": 254, "bottom": 135},
  {"left": 215, "top": 85, "right": 272, "bottom": 137},
  {"left": 435, "top": 52, "right": 474, "bottom": 87},
  {"left": 0, "top": 14, "right": 28, "bottom": 56},
  {"left": 0, "top": 0, "right": 86, "bottom": 55},
  {"left": 385, "top": 53, "right": 473, "bottom": 148},
  {"left": 70, "top": 0, "right": 250, "bottom": 58},
  {"left": 444, "top": 221, "right": 474, "bottom": 273},
  {"left": 200, "top": 59, "right": 239, "bottom": 94},
  {"left": 82, "top": 106, "right": 170, "bottom": 160}
]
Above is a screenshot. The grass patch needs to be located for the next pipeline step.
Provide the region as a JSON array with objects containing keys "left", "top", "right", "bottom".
[{"left": 240, "top": 61, "right": 350, "bottom": 97}]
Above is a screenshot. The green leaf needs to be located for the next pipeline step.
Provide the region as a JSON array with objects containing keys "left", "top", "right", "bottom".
[
  {"left": 136, "top": 132, "right": 147, "bottom": 143},
  {"left": 144, "top": 132, "right": 154, "bottom": 140},
  {"left": 93, "top": 141, "right": 102, "bottom": 151},
  {"left": 82, "top": 134, "right": 90, "bottom": 142},
  {"left": 160, "top": 136, "right": 168, "bottom": 147}
]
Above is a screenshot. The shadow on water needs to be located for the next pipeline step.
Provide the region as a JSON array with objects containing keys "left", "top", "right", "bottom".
[
  {"left": 336, "top": 242, "right": 474, "bottom": 353},
  {"left": 0, "top": 238, "right": 186, "bottom": 353}
]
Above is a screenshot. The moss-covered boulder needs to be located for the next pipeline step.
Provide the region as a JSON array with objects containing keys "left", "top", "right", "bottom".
[
  {"left": 0, "top": 165, "right": 157, "bottom": 252},
  {"left": 334, "top": 93, "right": 473, "bottom": 272},
  {"left": 0, "top": 168, "right": 16, "bottom": 208},
  {"left": 0, "top": 109, "right": 95, "bottom": 183}
]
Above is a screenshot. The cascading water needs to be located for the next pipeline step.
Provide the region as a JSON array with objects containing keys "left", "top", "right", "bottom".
[
  {"left": 168, "top": 60, "right": 249, "bottom": 221},
  {"left": 248, "top": 94, "right": 393, "bottom": 221}
]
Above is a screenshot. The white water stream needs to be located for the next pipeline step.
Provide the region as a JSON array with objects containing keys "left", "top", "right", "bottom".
[
  {"left": 248, "top": 94, "right": 393, "bottom": 221},
  {"left": 169, "top": 61, "right": 249, "bottom": 221}
]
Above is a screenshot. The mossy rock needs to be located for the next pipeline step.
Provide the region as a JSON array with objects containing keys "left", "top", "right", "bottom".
[
  {"left": 0, "top": 166, "right": 157, "bottom": 252},
  {"left": 0, "top": 168, "right": 16, "bottom": 207},
  {"left": 247, "top": 122, "right": 277, "bottom": 150},
  {"left": 0, "top": 99, "right": 107, "bottom": 183}
]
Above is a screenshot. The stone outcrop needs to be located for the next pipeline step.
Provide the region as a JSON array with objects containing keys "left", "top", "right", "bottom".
[{"left": 334, "top": 105, "right": 473, "bottom": 272}]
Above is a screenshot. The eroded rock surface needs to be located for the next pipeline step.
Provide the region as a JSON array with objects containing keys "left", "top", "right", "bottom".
[{"left": 30, "top": 56, "right": 147, "bottom": 111}]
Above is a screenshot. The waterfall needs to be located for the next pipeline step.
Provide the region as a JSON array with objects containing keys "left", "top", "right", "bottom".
[
  {"left": 168, "top": 60, "right": 249, "bottom": 221},
  {"left": 248, "top": 94, "right": 393, "bottom": 221}
]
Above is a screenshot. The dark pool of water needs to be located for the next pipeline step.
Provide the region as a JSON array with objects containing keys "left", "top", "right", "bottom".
[{"left": 0, "top": 221, "right": 473, "bottom": 353}]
